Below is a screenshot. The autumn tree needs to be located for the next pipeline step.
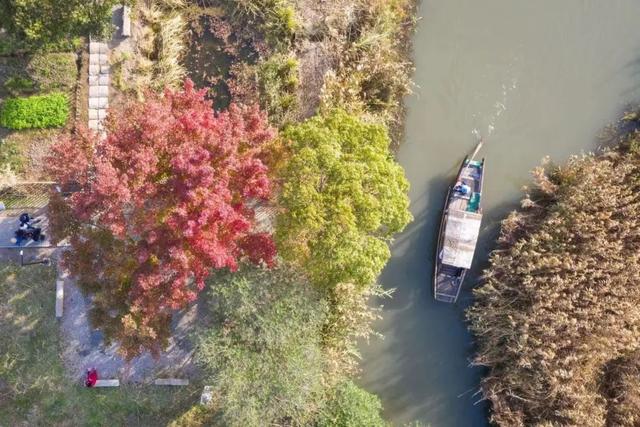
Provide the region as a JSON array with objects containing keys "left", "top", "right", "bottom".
[
  {"left": 47, "top": 80, "right": 276, "bottom": 358},
  {"left": 468, "top": 139, "right": 640, "bottom": 426},
  {"left": 276, "top": 109, "right": 412, "bottom": 290}
]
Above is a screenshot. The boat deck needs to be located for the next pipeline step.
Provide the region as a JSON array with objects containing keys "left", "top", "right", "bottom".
[
  {"left": 434, "top": 158, "right": 484, "bottom": 303},
  {"left": 449, "top": 163, "right": 482, "bottom": 212},
  {"left": 434, "top": 264, "right": 464, "bottom": 303}
]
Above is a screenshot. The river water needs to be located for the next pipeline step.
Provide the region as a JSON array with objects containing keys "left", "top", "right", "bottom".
[{"left": 359, "top": 1, "right": 640, "bottom": 425}]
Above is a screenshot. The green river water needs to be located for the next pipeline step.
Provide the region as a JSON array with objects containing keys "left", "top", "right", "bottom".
[{"left": 360, "top": 1, "right": 640, "bottom": 425}]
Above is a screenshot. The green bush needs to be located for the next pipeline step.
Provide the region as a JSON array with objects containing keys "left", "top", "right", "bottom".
[
  {"left": 257, "top": 54, "right": 298, "bottom": 126},
  {"left": 0, "top": 32, "right": 29, "bottom": 56},
  {"left": 264, "top": 3, "right": 298, "bottom": 49},
  {"left": 318, "top": 380, "right": 387, "bottom": 427},
  {"left": 196, "top": 265, "right": 328, "bottom": 427},
  {"left": 0, "top": 93, "right": 68, "bottom": 129}
]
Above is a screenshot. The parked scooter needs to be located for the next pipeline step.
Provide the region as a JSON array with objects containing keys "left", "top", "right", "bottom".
[{"left": 11, "top": 213, "right": 45, "bottom": 245}]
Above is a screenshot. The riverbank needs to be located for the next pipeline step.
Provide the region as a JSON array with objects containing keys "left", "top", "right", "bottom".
[{"left": 40, "top": 1, "right": 417, "bottom": 425}]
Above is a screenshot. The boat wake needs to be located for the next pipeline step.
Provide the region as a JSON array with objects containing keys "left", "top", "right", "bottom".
[{"left": 472, "top": 77, "right": 518, "bottom": 139}]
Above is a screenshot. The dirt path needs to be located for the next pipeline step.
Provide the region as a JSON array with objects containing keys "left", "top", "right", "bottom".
[{"left": 60, "top": 273, "right": 201, "bottom": 384}]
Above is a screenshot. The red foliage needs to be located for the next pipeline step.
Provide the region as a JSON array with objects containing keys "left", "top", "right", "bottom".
[{"left": 48, "top": 80, "right": 277, "bottom": 358}]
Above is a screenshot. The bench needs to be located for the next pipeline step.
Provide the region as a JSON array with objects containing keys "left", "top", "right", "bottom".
[
  {"left": 122, "top": 6, "right": 131, "bottom": 37},
  {"left": 154, "top": 378, "right": 189, "bottom": 386},
  {"left": 95, "top": 379, "right": 120, "bottom": 387},
  {"left": 55, "top": 280, "right": 64, "bottom": 318}
]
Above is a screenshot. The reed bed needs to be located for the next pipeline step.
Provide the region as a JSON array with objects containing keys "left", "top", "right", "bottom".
[{"left": 468, "top": 139, "right": 640, "bottom": 426}]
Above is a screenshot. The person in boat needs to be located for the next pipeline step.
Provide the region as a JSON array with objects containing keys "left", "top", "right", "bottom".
[{"left": 454, "top": 181, "right": 471, "bottom": 196}]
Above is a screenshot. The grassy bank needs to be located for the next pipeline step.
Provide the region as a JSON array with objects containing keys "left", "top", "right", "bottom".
[{"left": 0, "top": 262, "right": 199, "bottom": 425}]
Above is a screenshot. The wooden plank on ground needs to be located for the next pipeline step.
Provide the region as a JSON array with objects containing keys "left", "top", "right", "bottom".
[
  {"left": 154, "top": 378, "right": 189, "bottom": 386},
  {"left": 95, "top": 379, "right": 120, "bottom": 387},
  {"left": 55, "top": 280, "right": 64, "bottom": 318}
]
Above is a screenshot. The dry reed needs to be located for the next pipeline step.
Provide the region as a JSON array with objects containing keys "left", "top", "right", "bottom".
[{"left": 468, "top": 141, "right": 640, "bottom": 426}]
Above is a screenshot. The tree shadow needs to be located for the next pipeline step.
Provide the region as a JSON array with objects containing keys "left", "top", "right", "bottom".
[{"left": 359, "top": 171, "right": 492, "bottom": 426}]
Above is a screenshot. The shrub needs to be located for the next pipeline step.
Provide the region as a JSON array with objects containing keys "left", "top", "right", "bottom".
[
  {"left": 0, "top": 93, "right": 68, "bottom": 129},
  {"left": 0, "top": 32, "right": 28, "bottom": 56},
  {"left": 196, "top": 265, "right": 328, "bottom": 427},
  {"left": 256, "top": 54, "right": 299, "bottom": 126},
  {"left": 318, "top": 380, "right": 387, "bottom": 427},
  {"left": 1, "top": 0, "right": 118, "bottom": 50},
  {"left": 319, "top": 0, "right": 414, "bottom": 127},
  {"left": 0, "top": 138, "right": 25, "bottom": 173},
  {"left": 218, "top": 0, "right": 298, "bottom": 52}
]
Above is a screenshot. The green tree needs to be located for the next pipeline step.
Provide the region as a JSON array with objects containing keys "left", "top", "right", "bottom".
[
  {"left": 196, "top": 265, "right": 328, "bottom": 427},
  {"left": 318, "top": 380, "right": 387, "bottom": 427},
  {"left": 276, "top": 109, "right": 412, "bottom": 290},
  {"left": 0, "top": 0, "right": 118, "bottom": 50}
]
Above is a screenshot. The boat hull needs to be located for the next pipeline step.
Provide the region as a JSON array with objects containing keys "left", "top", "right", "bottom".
[{"left": 433, "top": 155, "right": 485, "bottom": 303}]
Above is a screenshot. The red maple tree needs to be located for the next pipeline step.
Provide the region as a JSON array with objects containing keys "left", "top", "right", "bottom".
[{"left": 48, "top": 80, "right": 277, "bottom": 358}]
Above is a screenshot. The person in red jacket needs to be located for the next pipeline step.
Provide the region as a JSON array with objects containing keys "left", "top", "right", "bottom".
[{"left": 85, "top": 367, "right": 98, "bottom": 387}]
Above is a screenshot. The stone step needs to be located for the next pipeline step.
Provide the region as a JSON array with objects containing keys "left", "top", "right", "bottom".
[
  {"left": 154, "top": 378, "right": 189, "bottom": 386},
  {"left": 89, "top": 64, "right": 110, "bottom": 76},
  {"left": 89, "top": 97, "right": 108, "bottom": 109},
  {"left": 89, "top": 75, "right": 110, "bottom": 86},
  {"left": 89, "top": 42, "right": 108, "bottom": 54},
  {"left": 55, "top": 279, "right": 63, "bottom": 318},
  {"left": 122, "top": 6, "right": 132, "bottom": 37},
  {"left": 89, "top": 53, "right": 109, "bottom": 66},
  {"left": 94, "top": 379, "right": 119, "bottom": 387},
  {"left": 89, "top": 85, "right": 109, "bottom": 97}
]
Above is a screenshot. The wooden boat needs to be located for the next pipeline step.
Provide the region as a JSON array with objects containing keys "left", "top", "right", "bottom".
[{"left": 434, "top": 140, "right": 485, "bottom": 303}]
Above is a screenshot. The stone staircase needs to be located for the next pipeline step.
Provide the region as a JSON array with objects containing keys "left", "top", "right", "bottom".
[{"left": 88, "top": 41, "right": 110, "bottom": 133}]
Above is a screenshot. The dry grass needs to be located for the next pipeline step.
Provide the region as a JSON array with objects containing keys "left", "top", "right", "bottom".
[
  {"left": 468, "top": 139, "right": 640, "bottom": 426},
  {"left": 155, "top": 12, "right": 188, "bottom": 89},
  {"left": 288, "top": 0, "right": 415, "bottom": 130},
  {"left": 119, "top": 0, "right": 188, "bottom": 97}
]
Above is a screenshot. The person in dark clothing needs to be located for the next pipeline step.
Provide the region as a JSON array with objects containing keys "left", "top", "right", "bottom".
[{"left": 12, "top": 212, "right": 44, "bottom": 245}]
